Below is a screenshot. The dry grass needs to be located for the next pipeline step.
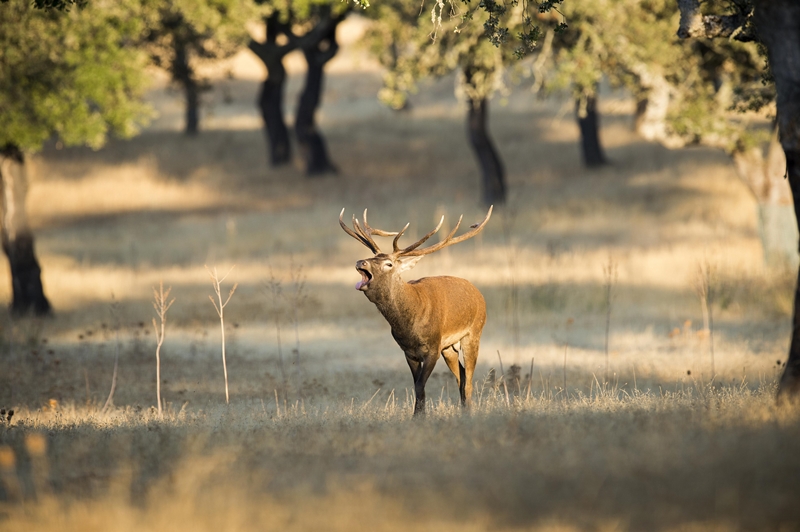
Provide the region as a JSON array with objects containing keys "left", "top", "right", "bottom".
[
  {"left": 1, "top": 385, "right": 799, "bottom": 531},
  {"left": 0, "top": 18, "right": 798, "bottom": 531}
]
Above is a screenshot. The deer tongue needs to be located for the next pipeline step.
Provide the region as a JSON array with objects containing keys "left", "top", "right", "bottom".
[{"left": 356, "top": 271, "right": 370, "bottom": 291}]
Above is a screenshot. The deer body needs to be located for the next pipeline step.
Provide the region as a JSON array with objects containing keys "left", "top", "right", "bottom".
[{"left": 341, "top": 207, "right": 492, "bottom": 415}]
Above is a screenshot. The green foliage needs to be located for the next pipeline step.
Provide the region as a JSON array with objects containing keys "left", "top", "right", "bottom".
[
  {"left": 364, "top": 0, "right": 560, "bottom": 108},
  {"left": 143, "top": 0, "right": 258, "bottom": 84},
  {"left": 2, "top": 0, "right": 87, "bottom": 11},
  {"left": 544, "top": 0, "right": 772, "bottom": 153},
  {"left": 0, "top": 0, "right": 152, "bottom": 151},
  {"left": 255, "top": 0, "right": 350, "bottom": 25}
]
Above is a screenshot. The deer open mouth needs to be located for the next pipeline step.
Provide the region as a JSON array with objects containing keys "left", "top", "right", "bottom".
[{"left": 355, "top": 268, "right": 372, "bottom": 291}]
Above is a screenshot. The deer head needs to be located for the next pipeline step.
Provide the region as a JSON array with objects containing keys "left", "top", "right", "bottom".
[{"left": 339, "top": 206, "right": 493, "bottom": 302}]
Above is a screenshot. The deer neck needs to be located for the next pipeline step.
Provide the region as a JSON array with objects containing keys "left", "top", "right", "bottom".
[{"left": 366, "top": 276, "right": 421, "bottom": 334}]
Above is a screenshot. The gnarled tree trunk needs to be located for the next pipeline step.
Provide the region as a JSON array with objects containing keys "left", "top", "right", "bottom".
[
  {"left": 0, "top": 145, "right": 50, "bottom": 316},
  {"left": 249, "top": 15, "right": 292, "bottom": 166},
  {"left": 754, "top": 0, "right": 800, "bottom": 398},
  {"left": 575, "top": 88, "right": 608, "bottom": 168},
  {"left": 466, "top": 95, "right": 506, "bottom": 206},
  {"left": 296, "top": 13, "right": 342, "bottom": 176}
]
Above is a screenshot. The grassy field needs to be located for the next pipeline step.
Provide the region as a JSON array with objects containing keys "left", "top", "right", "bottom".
[{"left": 1, "top": 19, "right": 799, "bottom": 531}]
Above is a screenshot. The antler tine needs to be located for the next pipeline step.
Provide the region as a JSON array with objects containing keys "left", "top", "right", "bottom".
[
  {"left": 401, "top": 205, "right": 493, "bottom": 257},
  {"left": 362, "top": 209, "right": 399, "bottom": 237},
  {"left": 392, "top": 222, "right": 410, "bottom": 253},
  {"left": 339, "top": 208, "right": 380, "bottom": 254},
  {"left": 398, "top": 215, "right": 444, "bottom": 254},
  {"left": 352, "top": 214, "right": 383, "bottom": 254}
]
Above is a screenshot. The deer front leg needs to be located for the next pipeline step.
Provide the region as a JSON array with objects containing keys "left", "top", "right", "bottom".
[{"left": 405, "top": 351, "right": 438, "bottom": 416}]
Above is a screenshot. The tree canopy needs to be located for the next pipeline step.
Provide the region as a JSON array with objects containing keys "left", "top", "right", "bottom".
[{"left": 0, "top": 0, "right": 153, "bottom": 151}]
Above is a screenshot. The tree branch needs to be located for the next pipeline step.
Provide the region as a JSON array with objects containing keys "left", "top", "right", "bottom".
[{"left": 676, "top": 0, "right": 756, "bottom": 42}]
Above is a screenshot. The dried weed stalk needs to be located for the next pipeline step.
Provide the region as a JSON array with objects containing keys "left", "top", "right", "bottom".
[
  {"left": 152, "top": 282, "right": 175, "bottom": 416},
  {"left": 207, "top": 266, "right": 238, "bottom": 405}
]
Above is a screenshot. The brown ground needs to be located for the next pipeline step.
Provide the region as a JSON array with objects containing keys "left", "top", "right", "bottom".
[{"left": 0, "top": 17, "right": 798, "bottom": 531}]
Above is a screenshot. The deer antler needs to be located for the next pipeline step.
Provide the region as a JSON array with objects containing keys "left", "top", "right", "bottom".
[
  {"left": 340, "top": 208, "right": 382, "bottom": 254},
  {"left": 341, "top": 206, "right": 493, "bottom": 256},
  {"left": 362, "top": 210, "right": 417, "bottom": 253},
  {"left": 399, "top": 205, "right": 493, "bottom": 257}
]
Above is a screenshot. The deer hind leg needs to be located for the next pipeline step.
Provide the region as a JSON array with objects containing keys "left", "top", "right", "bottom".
[
  {"left": 441, "top": 345, "right": 467, "bottom": 406},
  {"left": 460, "top": 334, "right": 481, "bottom": 408},
  {"left": 406, "top": 351, "right": 438, "bottom": 416}
]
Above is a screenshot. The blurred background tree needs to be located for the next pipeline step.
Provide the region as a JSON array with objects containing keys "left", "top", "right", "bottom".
[
  {"left": 0, "top": 0, "right": 152, "bottom": 315},
  {"left": 675, "top": 0, "right": 800, "bottom": 399},
  {"left": 142, "top": 0, "right": 257, "bottom": 135},
  {"left": 249, "top": 0, "right": 349, "bottom": 175},
  {"left": 539, "top": 0, "right": 782, "bottom": 262},
  {"left": 364, "top": 0, "right": 563, "bottom": 206}
]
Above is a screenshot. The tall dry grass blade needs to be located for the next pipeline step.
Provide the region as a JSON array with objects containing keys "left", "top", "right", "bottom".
[
  {"left": 603, "top": 257, "right": 618, "bottom": 385},
  {"left": 526, "top": 357, "right": 534, "bottom": 401},
  {"left": 364, "top": 388, "right": 381, "bottom": 409},
  {"left": 497, "top": 350, "right": 510, "bottom": 407},
  {"left": 102, "top": 296, "right": 121, "bottom": 412}
]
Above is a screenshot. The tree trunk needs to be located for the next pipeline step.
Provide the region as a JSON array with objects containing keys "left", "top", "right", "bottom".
[
  {"left": 467, "top": 96, "right": 506, "bottom": 206},
  {"left": 249, "top": 15, "right": 292, "bottom": 166},
  {"left": 754, "top": 0, "right": 800, "bottom": 398},
  {"left": 296, "top": 16, "right": 341, "bottom": 176},
  {"left": 732, "top": 130, "right": 796, "bottom": 268},
  {"left": 575, "top": 89, "right": 608, "bottom": 167},
  {"left": 0, "top": 145, "right": 50, "bottom": 316},
  {"left": 631, "top": 63, "right": 684, "bottom": 148},
  {"left": 174, "top": 39, "right": 199, "bottom": 136}
]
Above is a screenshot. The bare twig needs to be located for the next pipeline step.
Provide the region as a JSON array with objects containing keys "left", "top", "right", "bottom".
[
  {"left": 152, "top": 281, "right": 175, "bottom": 416},
  {"left": 207, "top": 266, "right": 238, "bottom": 405}
]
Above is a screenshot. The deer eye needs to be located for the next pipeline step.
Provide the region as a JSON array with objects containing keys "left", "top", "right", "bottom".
[{"left": 382, "top": 261, "right": 393, "bottom": 271}]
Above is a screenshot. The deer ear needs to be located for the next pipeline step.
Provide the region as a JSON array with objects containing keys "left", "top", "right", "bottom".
[{"left": 396, "top": 255, "right": 423, "bottom": 273}]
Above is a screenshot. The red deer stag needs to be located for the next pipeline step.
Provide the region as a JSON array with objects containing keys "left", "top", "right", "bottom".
[{"left": 339, "top": 206, "right": 493, "bottom": 416}]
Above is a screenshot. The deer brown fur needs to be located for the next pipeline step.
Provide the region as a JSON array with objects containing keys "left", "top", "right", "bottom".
[{"left": 340, "top": 206, "right": 492, "bottom": 415}]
